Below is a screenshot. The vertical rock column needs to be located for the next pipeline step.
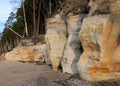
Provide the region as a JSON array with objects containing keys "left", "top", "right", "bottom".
[
  {"left": 61, "top": 14, "right": 84, "bottom": 74},
  {"left": 77, "top": 0, "right": 120, "bottom": 81},
  {"left": 45, "top": 14, "right": 66, "bottom": 71},
  {"left": 77, "top": 15, "right": 111, "bottom": 81},
  {"left": 106, "top": 0, "right": 120, "bottom": 79}
]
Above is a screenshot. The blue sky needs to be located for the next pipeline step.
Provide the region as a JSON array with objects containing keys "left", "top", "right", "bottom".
[
  {"left": 0, "top": 0, "right": 12, "bottom": 32},
  {"left": 0, "top": 0, "right": 21, "bottom": 33}
]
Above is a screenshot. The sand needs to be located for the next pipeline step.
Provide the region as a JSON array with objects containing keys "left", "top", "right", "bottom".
[{"left": 0, "top": 60, "right": 120, "bottom": 86}]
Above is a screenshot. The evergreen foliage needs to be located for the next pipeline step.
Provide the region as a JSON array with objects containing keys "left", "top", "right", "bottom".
[{"left": 0, "top": 0, "right": 64, "bottom": 52}]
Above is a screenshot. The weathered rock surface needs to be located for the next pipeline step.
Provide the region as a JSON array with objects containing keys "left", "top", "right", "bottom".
[
  {"left": 5, "top": 0, "right": 120, "bottom": 82},
  {"left": 5, "top": 46, "right": 34, "bottom": 62},
  {"left": 20, "top": 35, "right": 45, "bottom": 46},
  {"left": 5, "top": 44, "right": 49, "bottom": 63},
  {"left": 110, "top": 0, "right": 120, "bottom": 16},
  {"left": 45, "top": 14, "right": 66, "bottom": 71},
  {"left": 61, "top": 14, "right": 83, "bottom": 74},
  {"left": 30, "top": 44, "right": 51, "bottom": 65},
  {"left": 88, "top": 0, "right": 110, "bottom": 16},
  {"left": 77, "top": 13, "right": 120, "bottom": 81},
  {"left": 60, "top": 0, "right": 89, "bottom": 14}
]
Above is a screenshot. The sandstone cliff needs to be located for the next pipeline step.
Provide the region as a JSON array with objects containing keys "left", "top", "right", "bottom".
[
  {"left": 5, "top": 0, "right": 120, "bottom": 82},
  {"left": 45, "top": 0, "right": 120, "bottom": 81}
]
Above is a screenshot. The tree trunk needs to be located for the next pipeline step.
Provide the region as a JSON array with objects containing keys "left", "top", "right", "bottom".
[
  {"left": 7, "top": 27, "right": 23, "bottom": 38},
  {"left": 49, "top": 0, "right": 52, "bottom": 15},
  {"left": 36, "top": 1, "right": 41, "bottom": 35},
  {"left": 33, "top": 0, "right": 36, "bottom": 36},
  {"left": 22, "top": 0, "right": 28, "bottom": 37}
]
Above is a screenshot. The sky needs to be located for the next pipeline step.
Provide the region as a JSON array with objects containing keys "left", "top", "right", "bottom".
[{"left": 0, "top": 0, "right": 21, "bottom": 33}]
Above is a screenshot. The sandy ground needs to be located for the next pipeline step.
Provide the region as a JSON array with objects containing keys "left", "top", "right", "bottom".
[
  {"left": 0, "top": 60, "right": 64, "bottom": 86},
  {"left": 0, "top": 60, "right": 120, "bottom": 86}
]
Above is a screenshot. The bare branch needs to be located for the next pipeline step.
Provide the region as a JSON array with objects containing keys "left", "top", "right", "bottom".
[{"left": 7, "top": 27, "right": 24, "bottom": 39}]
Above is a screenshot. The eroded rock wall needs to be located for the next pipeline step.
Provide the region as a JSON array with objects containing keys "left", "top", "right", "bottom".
[
  {"left": 77, "top": 14, "right": 111, "bottom": 81},
  {"left": 5, "top": 35, "right": 49, "bottom": 63},
  {"left": 45, "top": 14, "right": 67, "bottom": 71},
  {"left": 5, "top": 44, "right": 49, "bottom": 63},
  {"left": 77, "top": 0, "right": 120, "bottom": 81},
  {"left": 45, "top": 0, "right": 120, "bottom": 81},
  {"left": 6, "top": 0, "right": 120, "bottom": 82},
  {"left": 61, "top": 14, "right": 84, "bottom": 74},
  {"left": 77, "top": 15, "right": 120, "bottom": 81}
]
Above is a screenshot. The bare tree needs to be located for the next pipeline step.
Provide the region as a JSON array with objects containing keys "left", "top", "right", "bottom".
[
  {"left": 7, "top": 27, "right": 24, "bottom": 38},
  {"left": 49, "top": 0, "right": 52, "bottom": 15},
  {"left": 22, "top": 0, "right": 28, "bottom": 37},
  {"left": 33, "top": 0, "right": 36, "bottom": 36},
  {"left": 36, "top": 1, "right": 41, "bottom": 35}
]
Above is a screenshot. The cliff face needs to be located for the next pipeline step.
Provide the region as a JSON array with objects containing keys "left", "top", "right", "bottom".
[
  {"left": 45, "top": 14, "right": 67, "bottom": 71},
  {"left": 5, "top": 0, "right": 120, "bottom": 81},
  {"left": 78, "top": 14, "right": 119, "bottom": 81},
  {"left": 45, "top": 0, "right": 120, "bottom": 81},
  {"left": 61, "top": 14, "right": 84, "bottom": 74}
]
